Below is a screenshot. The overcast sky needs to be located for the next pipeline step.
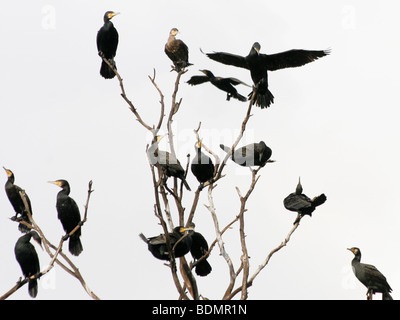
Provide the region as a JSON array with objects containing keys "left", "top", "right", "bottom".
[{"left": 1, "top": 1, "right": 400, "bottom": 300}]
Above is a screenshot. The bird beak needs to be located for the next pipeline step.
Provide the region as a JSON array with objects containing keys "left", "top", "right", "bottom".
[
  {"left": 110, "top": 12, "right": 120, "bottom": 18},
  {"left": 180, "top": 226, "right": 194, "bottom": 233},
  {"left": 156, "top": 133, "right": 168, "bottom": 142},
  {"left": 200, "top": 70, "right": 206, "bottom": 74},
  {"left": 3, "top": 167, "right": 11, "bottom": 177},
  {"left": 48, "top": 180, "right": 62, "bottom": 187},
  {"left": 347, "top": 248, "right": 353, "bottom": 253}
]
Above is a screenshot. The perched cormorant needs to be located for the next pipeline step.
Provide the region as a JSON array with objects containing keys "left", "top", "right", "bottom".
[
  {"left": 139, "top": 226, "right": 194, "bottom": 261},
  {"left": 14, "top": 231, "right": 42, "bottom": 298},
  {"left": 191, "top": 141, "right": 215, "bottom": 184},
  {"left": 147, "top": 135, "right": 191, "bottom": 191},
  {"left": 347, "top": 247, "right": 393, "bottom": 300},
  {"left": 205, "top": 42, "right": 329, "bottom": 108},
  {"left": 48, "top": 180, "right": 83, "bottom": 256},
  {"left": 220, "top": 141, "right": 272, "bottom": 167},
  {"left": 3, "top": 167, "right": 32, "bottom": 233},
  {"left": 283, "top": 178, "right": 326, "bottom": 224},
  {"left": 97, "top": 11, "right": 119, "bottom": 79},
  {"left": 187, "top": 69, "right": 249, "bottom": 102},
  {"left": 189, "top": 230, "right": 212, "bottom": 277},
  {"left": 165, "top": 28, "right": 192, "bottom": 72}
]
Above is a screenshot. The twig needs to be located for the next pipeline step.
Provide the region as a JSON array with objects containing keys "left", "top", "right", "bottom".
[
  {"left": 227, "top": 221, "right": 301, "bottom": 300},
  {"left": 101, "top": 55, "right": 152, "bottom": 131},
  {"left": 2, "top": 182, "right": 99, "bottom": 300}
]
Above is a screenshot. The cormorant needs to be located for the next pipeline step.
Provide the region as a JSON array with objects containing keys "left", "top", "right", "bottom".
[
  {"left": 3, "top": 167, "right": 32, "bottom": 233},
  {"left": 48, "top": 180, "right": 83, "bottom": 256},
  {"left": 187, "top": 69, "right": 249, "bottom": 102},
  {"left": 148, "top": 135, "right": 191, "bottom": 191},
  {"left": 347, "top": 247, "right": 393, "bottom": 300},
  {"left": 97, "top": 11, "right": 119, "bottom": 79},
  {"left": 219, "top": 141, "right": 272, "bottom": 167},
  {"left": 14, "top": 231, "right": 42, "bottom": 298},
  {"left": 139, "top": 226, "right": 194, "bottom": 261},
  {"left": 189, "top": 230, "right": 212, "bottom": 277},
  {"left": 165, "top": 28, "right": 192, "bottom": 72},
  {"left": 191, "top": 141, "right": 215, "bottom": 184},
  {"left": 283, "top": 178, "right": 326, "bottom": 224},
  {"left": 204, "top": 42, "right": 329, "bottom": 108}
]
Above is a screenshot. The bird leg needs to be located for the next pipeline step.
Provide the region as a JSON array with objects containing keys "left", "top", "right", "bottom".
[
  {"left": 226, "top": 93, "right": 232, "bottom": 101},
  {"left": 98, "top": 51, "right": 105, "bottom": 58},
  {"left": 62, "top": 233, "right": 70, "bottom": 241},
  {"left": 366, "top": 289, "right": 373, "bottom": 300}
]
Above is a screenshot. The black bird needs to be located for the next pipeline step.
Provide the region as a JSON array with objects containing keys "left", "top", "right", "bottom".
[
  {"left": 347, "top": 247, "right": 393, "bottom": 300},
  {"left": 97, "top": 11, "right": 119, "bottom": 79},
  {"left": 283, "top": 178, "right": 326, "bottom": 224},
  {"left": 191, "top": 141, "right": 215, "bottom": 184},
  {"left": 139, "top": 226, "right": 194, "bottom": 261},
  {"left": 187, "top": 69, "right": 249, "bottom": 102},
  {"left": 14, "top": 231, "right": 42, "bottom": 298},
  {"left": 3, "top": 167, "right": 33, "bottom": 233},
  {"left": 220, "top": 141, "right": 272, "bottom": 167},
  {"left": 165, "top": 28, "right": 192, "bottom": 72},
  {"left": 205, "top": 42, "right": 329, "bottom": 108},
  {"left": 189, "top": 230, "right": 212, "bottom": 277},
  {"left": 48, "top": 180, "right": 83, "bottom": 256},
  {"left": 148, "top": 135, "right": 191, "bottom": 191}
]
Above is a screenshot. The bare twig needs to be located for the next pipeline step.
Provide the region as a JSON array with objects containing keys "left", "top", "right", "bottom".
[
  {"left": 2, "top": 182, "right": 99, "bottom": 300},
  {"left": 101, "top": 55, "right": 153, "bottom": 131}
]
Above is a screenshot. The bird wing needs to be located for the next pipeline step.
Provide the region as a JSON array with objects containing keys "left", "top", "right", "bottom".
[
  {"left": 263, "top": 49, "right": 329, "bottom": 71},
  {"left": 206, "top": 51, "right": 248, "bottom": 69},
  {"left": 187, "top": 75, "right": 210, "bottom": 86},
  {"left": 283, "top": 194, "right": 312, "bottom": 211},
  {"left": 226, "top": 77, "right": 251, "bottom": 87}
]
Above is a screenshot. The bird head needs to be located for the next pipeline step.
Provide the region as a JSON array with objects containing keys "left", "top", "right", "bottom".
[
  {"left": 170, "top": 28, "right": 179, "bottom": 36},
  {"left": 3, "top": 166, "right": 13, "bottom": 178},
  {"left": 347, "top": 247, "right": 360, "bottom": 256},
  {"left": 104, "top": 11, "right": 120, "bottom": 22},
  {"left": 48, "top": 179, "right": 69, "bottom": 189}
]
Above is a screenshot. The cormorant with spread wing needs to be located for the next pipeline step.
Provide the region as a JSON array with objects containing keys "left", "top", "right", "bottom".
[
  {"left": 187, "top": 70, "right": 249, "bottom": 102},
  {"left": 348, "top": 247, "right": 393, "bottom": 300},
  {"left": 205, "top": 42, "right": 329, "bottom": 108},
  {"left": 283, "top": 178, "right": 326, "bottom": 224}
]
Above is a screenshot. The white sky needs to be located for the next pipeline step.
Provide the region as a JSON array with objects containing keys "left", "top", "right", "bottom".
[{"left": 1, "top": 1, "right": 400, "bottom": 300}]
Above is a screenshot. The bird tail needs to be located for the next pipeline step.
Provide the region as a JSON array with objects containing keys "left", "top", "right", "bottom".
[
  {"left": 313, "top": 194, "right": 327, "bottom": 207},
  {"left": 139, "top": 233, "right": 149, "bottom": 243},
  {"left": 249, "top": 88, "right": 274, "bottom": 109},
  {"left": 100, "top": 59, "right": 117, "bottom": 79},
  {"left": 195, "top": 260, "right": 212, "bottom": 277},
  {"left": 28, "top": 279, "right": 38, "bottom": 298},
  {"left": 181, "top": 177, "right": 191, "bottom": 191},
  {"left": 234, "top": 92, "right": 247, "bottom": 102},
  {"left": 383, "top": 292, "right": 393, "bottom": 300},
  {"left": 69, "top": 237, "right": 83, "bottom": 256}
]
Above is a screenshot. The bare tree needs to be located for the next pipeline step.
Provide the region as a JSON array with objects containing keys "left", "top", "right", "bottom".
[
  {"left": 1, "top": 181, "right": 98, "bottom": 300},
  {"left": 100, "top": 58, "right": 306, "bottom": 300}
]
